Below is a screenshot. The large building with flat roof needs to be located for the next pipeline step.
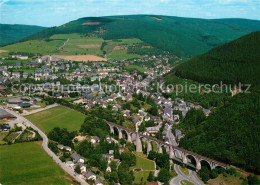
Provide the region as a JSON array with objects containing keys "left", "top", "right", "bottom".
[{"left": 0, "top": 109, "right": 15, "bottom": 120}]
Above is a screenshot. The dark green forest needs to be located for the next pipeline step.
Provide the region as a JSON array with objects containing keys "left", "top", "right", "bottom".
[
  {"left": 166, "top": 31, "right": 260, "bottom": 174},
  {"left": 178, "top": 88, "right": 260, "bottom": 173},
  {"left": 24, "top": 15, "right": 260, "bottom": 57},
  {"left": 0, "top": 24, "right": 45, "bottom": 46},
  {"left": 173, "top": 31, "right": 260, "bottom": 86}
]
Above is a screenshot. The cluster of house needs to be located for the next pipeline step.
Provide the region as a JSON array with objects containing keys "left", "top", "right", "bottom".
[
  {"left": 1, "top": 53, "right": 172, "bottom": 84},
  {"left": 66, "top": 153, "right": 104, "bottom": 185},
  {"left": 173, "top": 98, "right": 211, "bottom": 117},
  {"left": 11, "top": 54, "right": 29, "bottom": 60},
  {"left": 60, "top": 135, "right": 120, "bottom": 185},
  {"left": 57, "top": 144, "right": 72, "bottom": 152}
]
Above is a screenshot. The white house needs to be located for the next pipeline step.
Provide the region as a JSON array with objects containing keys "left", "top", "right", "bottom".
[
  {"left": 79, "top": 163, "right": 87, "bottom": 173},
  {"left": 64, "top": 146, "right": 72, "bottom": 152},
  {"left": 106, "top": 166, "right": 111, "bottom": 173},
  {"left": 91, "top": 136, "right": 100, "bottom": 144}
]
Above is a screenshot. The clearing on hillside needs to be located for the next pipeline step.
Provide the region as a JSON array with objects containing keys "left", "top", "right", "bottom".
[
  {"left": 0, "top": 142, "right": 75, "bottom": 185},
  {"left": 151, "top": 16, "right": 162, "bottom": 20}
]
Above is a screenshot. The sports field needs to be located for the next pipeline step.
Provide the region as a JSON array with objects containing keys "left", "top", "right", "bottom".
[
  {"left": 130, "top": 154, "right": 155, "bottom": 183},
  {"left": 25, "top": 106, "right": 85, "bottom": 133},
  {"left": 0, "top": 142, "right": 75, "bottom": 185}
]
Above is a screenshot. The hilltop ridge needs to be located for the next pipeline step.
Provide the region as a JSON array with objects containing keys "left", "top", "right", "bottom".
[{"left": 6, "top": 15, "right": 260, "bottom": 57}]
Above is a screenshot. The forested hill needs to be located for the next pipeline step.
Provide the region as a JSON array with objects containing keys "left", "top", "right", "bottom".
[
  {"left": 173, "top": 31, "right": 260, "bottom": 86},
  {"left": 24, "top": 15, "right": 260, "bottom": 57},
  {"left": 0, "top": 24, "right": 45, "bottom": 46},
  {"left": 179, "top": 86, "right": 260, "bottom": 173}
]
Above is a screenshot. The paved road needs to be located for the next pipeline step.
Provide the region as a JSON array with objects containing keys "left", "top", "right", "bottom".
[
  {"left": 1, "top": 106, "right": 87, "bottom": 185},
  {"left": 167, "top": 125, "right": 204, "bottom": 185},
  {"left": 171, "top": 164, "right": 204, "bottom": 185},
  {"left": 136, "top": 115, "right": 145, "bottom": 132}
]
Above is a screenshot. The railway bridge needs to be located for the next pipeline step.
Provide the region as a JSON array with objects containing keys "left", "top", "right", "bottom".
[{"left": 105, "top": 120, "right": 229, "bottom": 171}]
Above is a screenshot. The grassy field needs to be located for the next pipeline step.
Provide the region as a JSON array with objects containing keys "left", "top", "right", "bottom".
[
  {"left": 208, "top": 174, "right": 244, "bottom": 185},
  {"left": 2, "top": 59, "right": 29, "bottom": 65},
  {"left": 181, "top": 180, "right": 195, "bottom": 185},
  {"left": 4, "top": 132, "right": 20, "bottom": 143},
  {"left": 130, "top": 154, "right": 155, "bottom": 183},
  {"left": 108, "top": 49, "right": 142, "bottom": 60},
  {"left": 10, "top": 68, "right": 36, "bottom": 73},
  {"left": 180, "top": 166, "right": 189, "bottom": 175},
  {"left": 0, "top": 132, "right": 8, "bottom": 144},
  {"left": 25, "top": 106, "right": 85, "bottom": 133},
  {"left": 1, "top": 34, "right": 103, "bottom": 56},
  {"left": 1, "top": 39, "right": 63, "bottom": 54},
  {"left": 57, "top": 35, "right": 104, "bottom": 55},
  {"left": 151, "top": 141, "right": 158, "bottom": 152},
  {"left": 125, "top": 64, "right": 149, "bottom": 73},
  {"left": 0, "top": 142, "right": 75, "bottom": 185},
  {"left": 1, "top": 34, "right": 144, "bottom": 60}
]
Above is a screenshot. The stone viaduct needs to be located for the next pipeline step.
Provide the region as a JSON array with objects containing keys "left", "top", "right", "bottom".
[{"left": 105, "top": 120, "right": 229, "bottom": 171}]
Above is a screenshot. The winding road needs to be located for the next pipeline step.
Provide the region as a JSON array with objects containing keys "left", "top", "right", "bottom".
[
  {"left": 0, "top": 106, "right": 87, "bottom": 185},
  {"left": 171, "top": 164, "right": 204, "bottom": 185},
  {"left": 166, "top": 124, "right": 204, "bottom": 185}
]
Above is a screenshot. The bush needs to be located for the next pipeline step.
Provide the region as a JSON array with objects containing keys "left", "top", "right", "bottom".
[
  {"left": 247, "top": 175, "right": 260, "bottom": 185},
  {"left": 210, "top": 169, "right": 219, "bottom": 179}
]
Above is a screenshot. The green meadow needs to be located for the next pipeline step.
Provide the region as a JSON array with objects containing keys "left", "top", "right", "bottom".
[
  {"left": 25, "top": 106, "right": 85, "bottom": 133},
  {"left": 0, "top": 142, "right": 74, "bottom": 185},
  {"left": 125, "top": 64, "right": 149, "bottom": 73},
  {"left": 130, "top": 154, "right": 155, "bottom": 183},
  {"left": 1, "top": 34, "right": 144, "bottom": 60}
]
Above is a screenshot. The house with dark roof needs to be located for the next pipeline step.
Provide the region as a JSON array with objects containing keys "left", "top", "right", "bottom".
[
  {"left": 83, "top": 171, "right": 96, "bottom": 180},
  {"left": 95, "top": 178, "right": 104, "bottom": 185},
  {"left": 70, "top": 153, "right": 84, "bottom": 163},
  {"left": 0, "top": 124, "right": 11, "bottom": 132},
  {"left": 18, "top": 102, "right": 31, "bottom": 108}
]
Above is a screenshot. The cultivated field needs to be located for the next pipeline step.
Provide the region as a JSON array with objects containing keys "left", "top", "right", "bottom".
[
  {"left": 0, "top": 34, "right": 144, "bottom": 60},
  {"left": 58, "top": 54, "right": 107, "bottom": 62},
  {"left": 0, "top": 142, "right": 74, "bottom": 185},
  {"left": 25, "top": 106, "right": 85, "bottom": 133},
  {"left": 109, "top": 49, "right": 142, "bottom": 60},
  {"left": 0, "top": 49, "right": 8, "bottom": 53}
]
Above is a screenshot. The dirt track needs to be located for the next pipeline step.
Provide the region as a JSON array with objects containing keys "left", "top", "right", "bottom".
[{"left": 0, "top": 50, "right": 8, "bottom": 53}]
